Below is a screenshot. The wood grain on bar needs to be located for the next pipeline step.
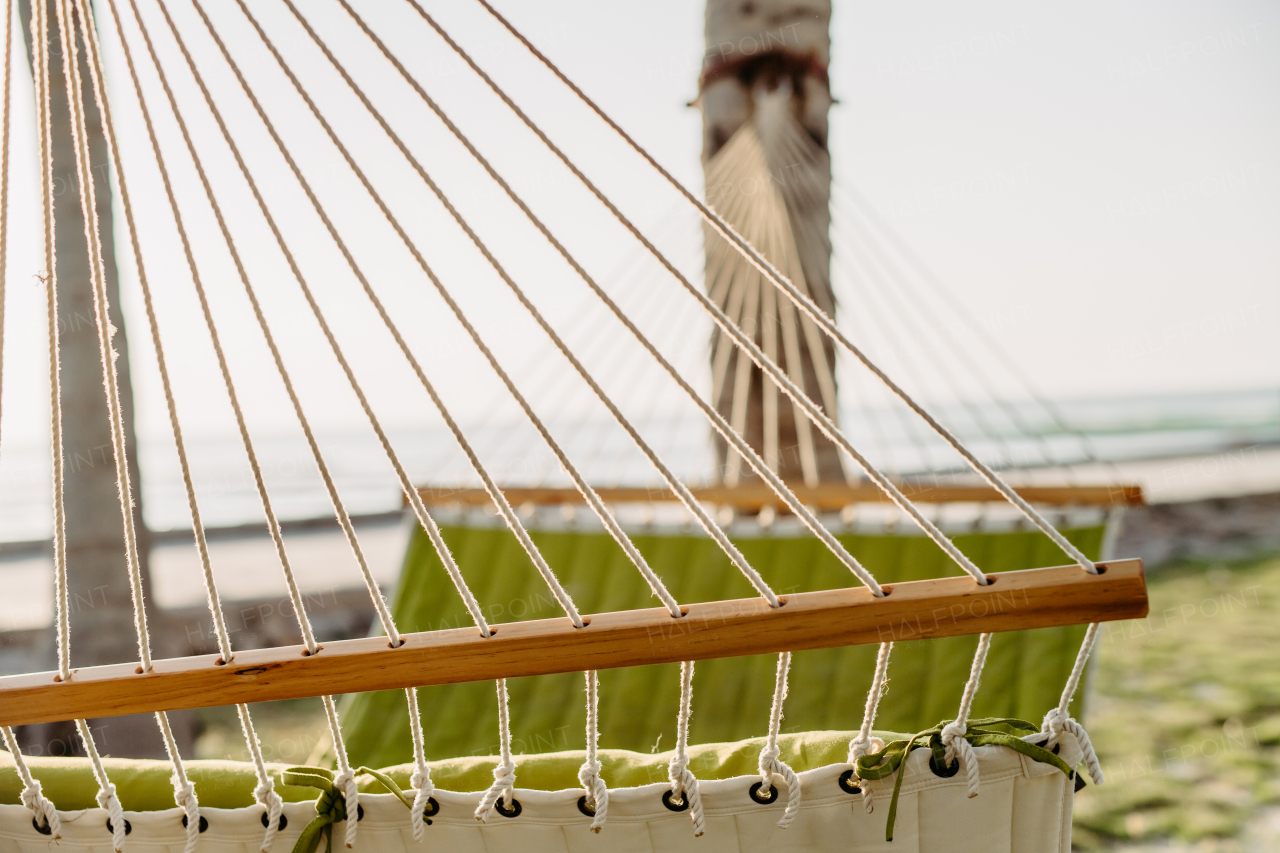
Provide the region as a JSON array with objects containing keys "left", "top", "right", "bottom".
[
  {"left": 415, "top": 482, "right": 1145, "bottom": 510},
  {"left": 0, "top": 559, "right": 1146, "bottom": 727}
]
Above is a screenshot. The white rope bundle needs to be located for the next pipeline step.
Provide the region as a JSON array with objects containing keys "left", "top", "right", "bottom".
[
  {"left": 477, "top": 0, "right": 1099, "bottom": 577},
  {"left": 415, "top": 1, "right": 989, "bottom": 588},
  {"left": 90, "top": 0, "right": 296, "bottom": 845},
  {"left": 847, "top": 641, "right": 893, "bottom": 813},
  {"left": 578, "top": 670, "right": 609, "bottom": 832},
  {"left": 35, "top": 0, "right": 164, "bottom": 844},
  {"left": 758, "top": 652, "right": 802, "bottom": 828},
  {"left": 375, "top": 1, "right": 889, "bottom": 599},
  {"left": 0, "top": 0, "right": 59, "bottom": 839},
  {"left": 668, "top": 662, "right": 705, "bottom": 837}
]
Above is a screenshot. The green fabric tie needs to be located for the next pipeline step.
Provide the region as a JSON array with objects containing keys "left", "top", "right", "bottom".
[
  {"left": 283, "top": 766, "right": 415, "bottom": 853},
  {"left": 854, "top": 717, "right": 1074, "bottom": 842}
]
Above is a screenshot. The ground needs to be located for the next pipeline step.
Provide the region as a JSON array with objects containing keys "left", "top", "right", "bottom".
[
  {"left": 1072, "top": 552, "right": 1280, "bottom": 851},
  {"left": 193, "top": 553, "right": 1280, "bottom": 850}
]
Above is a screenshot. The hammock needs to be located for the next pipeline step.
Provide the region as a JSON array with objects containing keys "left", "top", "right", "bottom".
[{"left": 0, "top": 0, "right": 1146, "bottom": 850}]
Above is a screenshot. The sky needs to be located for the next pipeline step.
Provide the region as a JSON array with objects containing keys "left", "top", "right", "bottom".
[{"left": 0, "top": 0, "right": 1276, "bottom": 455}]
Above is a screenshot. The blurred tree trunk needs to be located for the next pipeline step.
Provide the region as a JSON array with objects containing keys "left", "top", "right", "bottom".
[
  {"left": 18, "top": 0, "right": 192, "bottom": 759},
  {"left": 701, "top": 0, "right": 846, "bottom": 487}
]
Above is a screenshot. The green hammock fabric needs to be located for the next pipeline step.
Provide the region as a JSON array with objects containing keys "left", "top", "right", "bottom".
[
  {"left": 0, "top": 729, "right": 896, "bottom": 810},
  {"left": 340, "top": 522, "right": 1103, "bottom": 768}
]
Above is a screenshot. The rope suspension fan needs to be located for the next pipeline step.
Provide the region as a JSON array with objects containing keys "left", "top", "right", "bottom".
[
  {"left": 0, "top": 0, "right": 1147, "bottom": 850},
  {"left": 361, "top": 0, "right": 1142, "bottom": 767}
]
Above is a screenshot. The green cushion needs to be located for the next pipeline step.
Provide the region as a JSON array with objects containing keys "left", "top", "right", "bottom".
[
  {"left": 0, "top": 730, "right": 895, "bottom": 811},
  {"left": 341, "top": 523, "right": 1104, "bottom": 768}
]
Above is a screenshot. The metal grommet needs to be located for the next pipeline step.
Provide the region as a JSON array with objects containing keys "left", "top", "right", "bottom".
[
  {"left": 423, "top": 796, "right": 439, "bottom": 825},
  {"left": 494, "top": 797, "right": 522, "bottom": 818},
  {"left": 262, "top": 812, "right": 288, "bottom": 831},
  {"left": 181, "top": 814, "right": 209, "bottom": 833},
  {"left": 749, "top": 781, "right": 778, "bottom": 805},
  {"left": 662, "top": 789, "right": 689, "bottom": 812},
  {"left": 928, "top": 754, "right": 960, "bottom": 778},
  {"left": 356, "top": 804, "right": 364, "bottom": 822},
  {"left": 32, "top": 817, "right": 52, "bottom": 836},
  {"left": 1034, "top": 739, "right": 1062, "bottom": 756},
  {"left": 837, "top": 769, "right": 862, "bottom": 795},
  {"left": 106, "top": 818, "right": 133, "bottom": 836},
  {"left": 577, "top": 796, "right": 596, "bottom": 818}
]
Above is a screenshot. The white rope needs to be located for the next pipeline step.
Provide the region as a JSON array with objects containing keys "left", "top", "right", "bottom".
[
  {"left": 1029, "top": 623, "right": 1105, "bottom": 785},
  {"left": 253, "top": 0, "right": 685, "bottom": 619},
  {"left": 96, "top": 4, "right": 285, "bottom": 848},
  {"left": 578, "top": 670, "right": 608, "bottom": 832},
  {"left": 77, "top": 0, "right": 233, "bottom": 664},
  {"left": 758, "top": 652, "right": 802, "bottom": 828},
  {"left": 668, "top": 661, "right": 705, "bottom": 837},
  {"left": 423, "top": 0, "right": 987, "bottom": 584},
  {"left": 33, "top": 2, "right": 124, "bottom": 843},
  {"left": 941, "top": 633, "right": 993, "bottom": 798},
  {"left": 56, "top": 2, "right": 216, "bottom": 840},
  {"left": 110, "top": 0, "right": 319, "bottom": 656},
  {"left": 1, "top": 725, "right": 61, "bottom": 837},
  {"left": 847, "top": 641, "right": 893, "bottom": 814},
  {"left": 477, "top": 0, "right": 1098, "bottom": 576},
  {"left": 406, "top": 688, "right": 434, "bottom": 841},
  {"left": 75, "top": 720, "right": 128, "bottom": 852},
  {"left": 149, "top": 0, "right": 403, "bottom": 650},
  {"left": 333, "top": 0, "right": 884, "bottom": 598},
  {"left": 32, "top": 0, "right": 70, "bottom": 688},
  {"left": 155, "top": 712, "right": 200, "bottom": 853},
  {"left": 838, "top": 184, "right": 1117, "bottom": 475},
  {"left": 475, "top": 679, "right": 517, "bottom": 822},
  {"left": 321, "top": 695, "right": 360, "bottom": 848},
  {"left": 0, "top": 4, "right": 58, "bottom": 839},
  {"left": 182, "top": 0, "right": 493, "bottom": 642},
  {"left": 53, "top": 0, "right": 152, "bottom": 672},
  {"left": 236, "top": 703, "right": 284, "bottom": 852},
  {"left": 0, "top": 0, "right": 10, "bottom": 442}
]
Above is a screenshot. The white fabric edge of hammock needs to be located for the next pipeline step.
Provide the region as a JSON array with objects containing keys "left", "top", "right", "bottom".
[{"left": 0, "top": 731, "right": 1084, "bottom": 843}]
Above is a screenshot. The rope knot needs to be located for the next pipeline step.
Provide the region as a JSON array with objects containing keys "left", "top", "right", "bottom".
[
  {"left": 1038, "top": 709, "right": 1105, "bottom": 785},
  {"left": 667, "top": 755, "right": 704, "bottom": 837},
  {"left": 847, "top": 733, "right": 884, "bottom": 764},
  {"left": 757, "top": 746, "right": 802, "bottom": 829},
  {"left": 474, "top": 758, "right": 516, "bottom": 822},
  {"left": 171, "top": 776, "right": 200, "bottom": 853},
  {"left": 254, "top": 778, "right": 285, "bottom": 851},
  {"left": 577, "top": 758, "right": 608, "bottom": 832},
  {"left": 409, "top": 767, "right": 434, "bottom": 842},
  {"left": 19, "top": 778, "right": 61, "bottom": 839},
  {"left": 96, "top": 782, "right": 127, "bottom": 852},
  {"left": 940, "top": 722, "right": 982, "bottom": 798},
  {"left": 334, "top": 769, "right": 359, "bottom": 848},
  {"left": 847, "top": 734, "right": 884, "bottom": 814}
]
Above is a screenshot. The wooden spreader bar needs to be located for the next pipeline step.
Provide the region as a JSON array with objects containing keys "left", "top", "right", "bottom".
[
  {"left": 416, "top": 482, "right": 1145, "bottom": 511},
  {"left": 0, "top": 559, "right": 1146, "bottom": 726}
]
